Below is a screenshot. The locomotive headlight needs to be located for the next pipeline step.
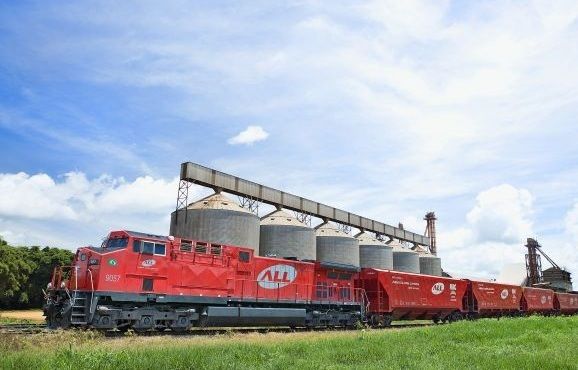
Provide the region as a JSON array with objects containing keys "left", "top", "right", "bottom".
[
  {"left": 60, "top": 281, "right": 66, "bottom": 288},
  {"left": 47, "top": 282, "right": 52, "bottom": 289}
]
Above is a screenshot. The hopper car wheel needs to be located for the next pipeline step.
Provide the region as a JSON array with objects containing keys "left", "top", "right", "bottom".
[
  {"left": 433, "top": 317, "right": 440, "bottom": 324},
  {"left": 448, "top": 312, "right": 463, "bottom": 323}
]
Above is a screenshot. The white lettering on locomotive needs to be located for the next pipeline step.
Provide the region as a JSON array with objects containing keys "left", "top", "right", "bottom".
[
  {"left": 257, "top": 264, "right": 297, "bottom": 289},
  {"left": 431, "top": 282, "right": 445, "bottom": 295},
  {"left": 105, "top": 274, "right": 121, "bottom": 282}
]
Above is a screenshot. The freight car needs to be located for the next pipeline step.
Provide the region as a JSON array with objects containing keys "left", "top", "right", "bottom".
[
  {"left": 555, "top": 292, "right": 578, "bottom": 315},
  {"left": 44, "top": 230, "right": 578, "bottom": 330},
  {"left": 521, "top": 287, "right": 556, "bottom": 315},
  {"left": 357, "top": 268, "right": 468, "bottom": 326},
  {"left": 463, "top": 280, "right": 522, "bottom": 318},
  {"left": 44, "top": 231, "right": 365, "bottom": 331}
]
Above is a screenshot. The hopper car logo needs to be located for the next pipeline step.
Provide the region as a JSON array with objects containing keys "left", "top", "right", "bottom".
[
  {"left": 431, "top": 283, "right": 445, "bottom": 295},
  {"left": 141, "top": 259, "right": 156, "bottom": 267},
  {"left": 257, "top": 264, "right": 297, "bottom": 289},
  {"left": 500, "top": 289, "right": 509, "bottom": 299},
  {"left": 541, "top": 296, "right": 547, "bottom": 304}
]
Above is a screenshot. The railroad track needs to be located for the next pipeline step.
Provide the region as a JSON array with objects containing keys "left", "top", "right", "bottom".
[
  {"left": 0, "top": 323, "right": 49, "bottom": 334},
  {"left": 1, "top": 322, "right": 432, "bottom": 336}
]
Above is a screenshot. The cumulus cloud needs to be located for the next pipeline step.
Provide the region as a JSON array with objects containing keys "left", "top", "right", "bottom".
[
  {"left": 0, "top": 171, "right": 210, "bottom": 248},
  {"left": 466, "top": 184, "right": 533, "bottom": 244},
  {"left": 0, "top": 172, "right": 179, "bottom": 221},
  {"left": 438, "top": 184, "right": 534, "bottom": 278},
  {"left": 227, "top": 126, "right": 269, "bottom": 146}
]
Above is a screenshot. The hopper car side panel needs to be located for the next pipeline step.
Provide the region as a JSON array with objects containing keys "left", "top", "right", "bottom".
[
  {"left": 466, "top": 281, "right": 522, "bottom": 317},
  {"left": 521, "top": 287, "right": 555, "bottom": 314},
  {"left": 358, "top": 269, "right": 467, "bottom": 321},
  {"left": 555, "top": 293, "right": 578, "bottom": 315}
]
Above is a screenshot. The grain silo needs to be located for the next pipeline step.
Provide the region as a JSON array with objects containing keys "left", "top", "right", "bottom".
[
  {"left": 259, "top": 209, "right": 316, "bottom": 260},
  {"left": 356, "top": 232, "right": 393, "bottom": 270},
  {"left": 414, "top": 246, "right": 442, "bottom": 276},
  {"left": 315, "top": 222, "right": 359, "bottom": 267},
  {"left": 170, "top": 192, "right": 260, "bottom": 252},
  {"left": 388, "top": 240, "right": 420, "bottom": 273}
]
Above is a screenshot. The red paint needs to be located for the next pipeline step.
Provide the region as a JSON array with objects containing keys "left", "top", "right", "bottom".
[
  {"left": 555, "top": 292, "right": 578, "bottom": 315},
  {"left": 522, "top": 287, "right": 555, "bottom": 313},
  {"left": 357, "top": 269, "right": 467, "bottom": 320},
  {"left": 465, "top": 280, "right": 522, "bottom": 316},
  {"left": 63, "top": 230, "right": 361, "bottom": 305}
]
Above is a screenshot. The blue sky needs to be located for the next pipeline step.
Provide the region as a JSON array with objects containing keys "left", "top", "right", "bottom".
[{"left": 1, "top": 1, "right": 578, "bottom": 280}]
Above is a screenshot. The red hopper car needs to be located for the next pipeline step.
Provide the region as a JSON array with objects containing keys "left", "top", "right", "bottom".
[
  {"left": 357, "top": 269, "right": 467, "bottom": 326},
  {"left": 555, "top": 292, "right": 578, "bottom": 315},
  {"left": 464, "top": 280, "right": 522, "bottom": 318},
  {"left": 521, "top": 287, "right": 555, "bottom": 315}
]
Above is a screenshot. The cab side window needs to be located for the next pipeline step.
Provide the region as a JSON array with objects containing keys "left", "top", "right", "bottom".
[
  {"left": 239, "top": 251, "right": 250, "bottom": 263},
  {"left": 133, "top": 240, "right": 141, "bottom": 253},
  {"left": 142, "top": 242, "right": 155, "bottom": 255},
  {"left": 133, "top": 239, "right": 166, "bottom": 256},
  {"left": 154, "top": 243, "right": 166, "bottom": 256}
]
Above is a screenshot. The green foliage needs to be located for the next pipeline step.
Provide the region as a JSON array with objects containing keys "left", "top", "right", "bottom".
[
  {"left": 1, "top": 316, "right": 577, "bottom": 369},
  {"left": 0, "top": 242, "right": 73, "bottom": 309}
]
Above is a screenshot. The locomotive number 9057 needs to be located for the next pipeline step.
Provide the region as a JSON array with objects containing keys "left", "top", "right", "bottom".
[{"left": 105, "top": 274, "right": 121, "bottom": 282}]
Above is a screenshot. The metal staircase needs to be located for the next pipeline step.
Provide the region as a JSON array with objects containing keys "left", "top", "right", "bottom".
[
  {"left": 70, "top": 292, "right": 89, "bottom": 325},
  {"left": 68, "top": 266, "right": 95, "bottom": 326}
]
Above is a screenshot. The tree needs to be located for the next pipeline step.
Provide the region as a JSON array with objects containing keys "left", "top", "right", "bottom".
[{"left": 0, "top": 241, "right": 74, "bottom": 309}]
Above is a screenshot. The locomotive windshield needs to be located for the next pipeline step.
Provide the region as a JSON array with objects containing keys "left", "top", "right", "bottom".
[{"left": 102, "top": 237, "right": 129, "bottom": 249}]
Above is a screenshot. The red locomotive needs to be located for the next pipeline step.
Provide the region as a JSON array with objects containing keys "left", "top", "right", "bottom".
[
  {"left": 45, "top": 230, "right": 578, "bottom": 331},
  {"left": 45, "top": 230, "right": 364, "bottom": 330}
]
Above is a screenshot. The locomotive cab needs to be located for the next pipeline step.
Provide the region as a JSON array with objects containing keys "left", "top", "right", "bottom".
[{"left": 44, "top": 230, "right": 173, "bottom": 328}]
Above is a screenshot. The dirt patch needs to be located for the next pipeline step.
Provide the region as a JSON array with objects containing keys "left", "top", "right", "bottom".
[{"left": 0, "top": 310, "right": 44, "bottom": 322}]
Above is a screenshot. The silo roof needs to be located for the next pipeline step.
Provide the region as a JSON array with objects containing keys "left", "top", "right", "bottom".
[
  {"left": 187, "top": 192, "right": 253, "bottom": 214},
  {"left": 355, "top": 232, "right": 387, "bottom": 246},
  {"left": 315, "top": 222, "right": 355, "bottom": 238},
  {"left": 260, "top": 209, "right": 309, "bottom": 227},
  {"left": 413, "top": 245, "right": 437, "bottom": 257},
  {"left": 387, "top": 239, "right": 416, "bottom": 253}
]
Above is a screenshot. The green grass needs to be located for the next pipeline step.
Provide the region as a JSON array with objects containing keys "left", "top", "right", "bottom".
[{"left": 1, "top": 316, "right": 577, "bottom": 369}]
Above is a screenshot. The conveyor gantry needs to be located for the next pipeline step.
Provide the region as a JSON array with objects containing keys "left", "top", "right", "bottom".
[{"left": 175, "top": 162, "right": 430, "bottom": 246}]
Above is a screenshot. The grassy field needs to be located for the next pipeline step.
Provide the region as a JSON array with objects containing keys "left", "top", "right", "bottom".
[
  {"left": 0, "top": 309, "right": 44, "bottom": 323},
  {"left": 1, "top": 316, "right": 577, "bottom": 369}
]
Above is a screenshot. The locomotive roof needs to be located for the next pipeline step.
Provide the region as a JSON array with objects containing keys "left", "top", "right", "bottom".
[{"left": 124, "top": 230, "right": 170, "bottom": 241}]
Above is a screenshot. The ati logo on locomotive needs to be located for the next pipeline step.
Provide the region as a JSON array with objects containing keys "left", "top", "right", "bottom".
[
  {"left": 257, "top": 264, "right": 297, "bottom": 289},
  {"left": 431, "top": 283, "right": 445, "bottom": 295},
  {"left": 141, "top": 259, "right": 156, "bottom": 267}
]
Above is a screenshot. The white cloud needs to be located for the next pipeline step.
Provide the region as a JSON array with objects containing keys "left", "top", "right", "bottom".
[
  {"left": 565, "top": 201, "right": 578, "bottom": 241},
  {"left": 0, "top": 172, "right": 179, "bottom": 221},
  {"left": 438, "top": 184, "right": 534, "bottom": 278},
  {"left": 466, "top": 184, "right": 533, "bottom": 244},
  {"left": 0, "top": 171, "right": 208, "bottom": 248},
  {"left": 227, "top": 126, "right": 269, "bottom": 146}
]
